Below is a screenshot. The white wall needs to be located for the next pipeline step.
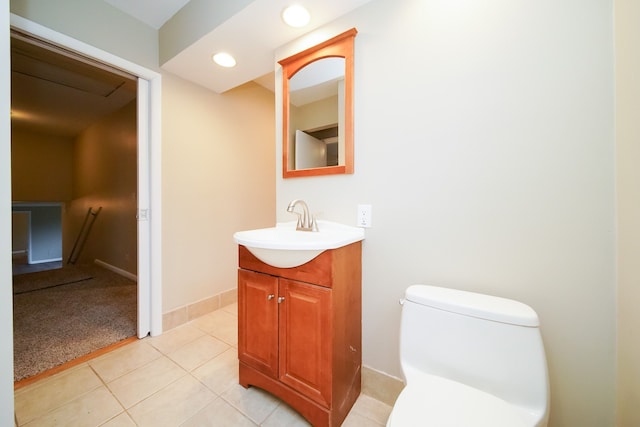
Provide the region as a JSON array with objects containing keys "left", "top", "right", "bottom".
[
  {"left": 615, "top": 0, "right": 640, "bottom": 425},
  {"left": 276, "top": 1, "right": 616, "bottom": 426}
]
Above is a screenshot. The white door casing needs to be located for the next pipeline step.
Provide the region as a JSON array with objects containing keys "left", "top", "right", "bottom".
[{"left": 1, "top": 2, "right": 14, "bottom": 423}]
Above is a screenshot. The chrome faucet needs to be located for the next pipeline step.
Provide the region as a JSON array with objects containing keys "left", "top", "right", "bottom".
[{"left": 286, "top": 199, "right": 318, "bottom": 231}]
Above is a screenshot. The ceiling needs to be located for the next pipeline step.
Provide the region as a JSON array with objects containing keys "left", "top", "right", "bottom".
[
  {"left": 10, "top": 32, "right": 137, "bottom": 137},
  {"left": 102, "top": 0, "right": 191, "bottom": 29},
  {"left": 10, "top": 0, "right": 372, "bottom": 137},
  {"left": 158, "top": 0, "right": 372, "bottom": 94}
]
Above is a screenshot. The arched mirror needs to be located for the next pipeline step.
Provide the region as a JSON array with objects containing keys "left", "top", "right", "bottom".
[{"left": 279, "top": 28, "right": 357, "bottom": 178}]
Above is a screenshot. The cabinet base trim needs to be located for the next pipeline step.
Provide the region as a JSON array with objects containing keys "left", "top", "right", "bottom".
[{"left": 240, "top": 362, "right": 355, "bottom": 427}]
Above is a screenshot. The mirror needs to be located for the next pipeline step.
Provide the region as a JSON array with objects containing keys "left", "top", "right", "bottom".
[{"left": 279, "top": 28, "right": 357, "bottom": 178}]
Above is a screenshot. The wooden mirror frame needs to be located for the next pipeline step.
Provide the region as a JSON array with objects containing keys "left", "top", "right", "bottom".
[{"left": 279, "top": 28, "right": 357, "bottom": 178}]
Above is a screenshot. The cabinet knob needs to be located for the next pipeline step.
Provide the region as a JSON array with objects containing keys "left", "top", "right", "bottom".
[
  {"left": 267, "top": 294, "right": 275, "bottom": 300},
  {"left": 278, "top": 296, "right": 285, "bottom": 303}
]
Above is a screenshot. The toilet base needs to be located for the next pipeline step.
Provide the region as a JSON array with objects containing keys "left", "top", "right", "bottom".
[{"left": 386, "top": 374, "right": 534, "bottom": 427}]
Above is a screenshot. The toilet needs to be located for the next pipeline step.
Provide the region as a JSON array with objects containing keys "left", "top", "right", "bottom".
[{"left": 387, "top": 285, "right": 549, "bottom": 427}]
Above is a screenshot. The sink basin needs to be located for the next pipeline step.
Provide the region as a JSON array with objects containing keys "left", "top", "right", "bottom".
[{"left": 233, "top": 220, "right": 365, "bottom": 268}]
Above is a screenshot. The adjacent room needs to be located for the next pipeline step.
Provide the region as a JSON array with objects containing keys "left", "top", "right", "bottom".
[{"left": 10, "top": 31, "right": 139, "bottom": 382}]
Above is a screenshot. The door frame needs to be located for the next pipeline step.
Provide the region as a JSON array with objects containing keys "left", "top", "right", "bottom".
[{"left": 9, "top": 14, "right": 163, "bottom": 338}]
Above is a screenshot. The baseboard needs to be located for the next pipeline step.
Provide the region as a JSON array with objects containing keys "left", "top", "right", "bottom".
[
  {"left": 163, "top": 288, "right": 238, "bottom": 331},
  {"left": 94, "top": 259, "right": 137, "bottom": 282},
  {"left": 29, "top": 257, "right": 62, "bottom": 264},
  {"left": 361, "top": 365, "right": 404, "bottom": 407}
]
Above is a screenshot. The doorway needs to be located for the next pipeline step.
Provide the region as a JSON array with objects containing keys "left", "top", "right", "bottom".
[
  {"left": 10, "top": 31, "right": 140, "bottom": 381},
  {"left": 9, "top": 14, "right": 162, "bottom": 347}
]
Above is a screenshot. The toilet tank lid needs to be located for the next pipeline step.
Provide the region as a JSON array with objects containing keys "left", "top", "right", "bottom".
[{"left": 405, "top": 285, "right": 540, "bottom": 327}]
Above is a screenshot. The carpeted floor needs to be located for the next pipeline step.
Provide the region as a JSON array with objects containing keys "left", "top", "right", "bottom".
[
  {"left": 13, "top": 267, "right": 93, "bottom": 295},
  {"left": 13, "top": 264, "right": 137, "bottom": 381}
]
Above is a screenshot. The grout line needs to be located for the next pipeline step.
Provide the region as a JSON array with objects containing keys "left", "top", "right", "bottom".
[
  {"left": 89, "top": 363, "right": 130, "bottom": 426},
  {"left": 15, "top": 305, "right": 392, "bottom": 427}
]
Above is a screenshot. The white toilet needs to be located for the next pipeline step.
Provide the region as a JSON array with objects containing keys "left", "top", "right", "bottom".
[{"left": 387, "top": 285, "right": 550, "bottom": 427}]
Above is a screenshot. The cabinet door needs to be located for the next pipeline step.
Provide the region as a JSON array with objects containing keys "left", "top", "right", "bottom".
[
  {"left": 238, "top": 269, "right": 279, "bottom": 377},
  {"left": 279, "top": 278, "right": 332, "bottom": 407}
]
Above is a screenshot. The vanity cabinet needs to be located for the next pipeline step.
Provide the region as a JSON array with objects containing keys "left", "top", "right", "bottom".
[{"left": 237, "top": 242, "right": 362, "bottom": 427}]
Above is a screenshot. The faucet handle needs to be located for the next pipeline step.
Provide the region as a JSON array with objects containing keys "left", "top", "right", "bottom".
[
  {"left": 311, "top": 215, "right": 319, "bottom": 232},
  {"left": 291, "top": 212, "right": 303, "bottom": 229}
]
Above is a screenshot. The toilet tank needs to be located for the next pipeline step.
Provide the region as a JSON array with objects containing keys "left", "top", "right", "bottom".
[{"left": 400, "top": 285, "right": 549, "bottom": 423}]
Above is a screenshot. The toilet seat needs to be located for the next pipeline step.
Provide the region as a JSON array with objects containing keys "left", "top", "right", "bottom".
[{"left": 387, "top": 374, "right": 529, "bottom": 427}]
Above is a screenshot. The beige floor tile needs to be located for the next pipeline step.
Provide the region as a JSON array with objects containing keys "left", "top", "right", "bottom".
[
  {"left": 147, "top": 323, "right": 206, "bottom": 354},
  {"left": 192, "top": 347, "right": 239, "bottom": 395},
  {"left": 100, "top": 412, "right": 137, "bottom": 427},
  {"left": 260, "top": 402, "right": 311, "bottom": 427},
  {"left": 89, "top": 340, "right": 162, "bottom": 383},
  {"left": 15, "top": 364, "right": 102, "bottom": 425},
  {"left": 127, "top": 375, "right": 215, "bottom": 427},
  {"left": 342, "top": 411, "right": 386, "bottom": 427},
  {"left": 107, "top": 356, "right": 186, "bottom": 409},
  {"left": 182, "top": 396, "right": 257, "bottom": 427},
  {"left": 191, "top": 310, "right": 238, "bottom": 347},
  {"left": 14, "top": 305, "right": 393, "bottom": 427},
  {"left": 167, "top": 334, "right": 230, "bottom": 372},
  {"left": 221, "top": 302, "right": 238, "bottom": 316},
  {"left": 220, "top": 383, "right": 281, "bottom": 425},
  {"left": 350, "top": 394, "right": 393, "bottom": 425},
  {"left": 23, "top": 386, "right": 122, "bottom": 427}
]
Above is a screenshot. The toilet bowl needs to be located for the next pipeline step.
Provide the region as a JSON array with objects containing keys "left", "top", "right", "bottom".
[{"left": 387, "top": 285, "right": 549, "bottom": 427}]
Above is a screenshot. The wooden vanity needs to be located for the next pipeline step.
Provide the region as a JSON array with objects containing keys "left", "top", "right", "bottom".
[{"left": 237, "top": 242, "right": 362, "bottom": 427}]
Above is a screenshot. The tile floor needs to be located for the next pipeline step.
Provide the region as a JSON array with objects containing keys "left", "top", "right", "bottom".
[{"left": 14, "top": 303, "right": 392, "bottom": 426}]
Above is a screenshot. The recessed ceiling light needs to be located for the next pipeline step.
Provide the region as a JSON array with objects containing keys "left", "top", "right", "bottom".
[
  {"left": 282, "top": 5, "right": 310, "bottom": 28},
  {"left": 212, "top": 52, "right": 236, "bottom": 68}
]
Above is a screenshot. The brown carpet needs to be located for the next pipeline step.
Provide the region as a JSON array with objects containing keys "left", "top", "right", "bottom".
[
  {"left": 13, "top": 267, "right": 93, "bottom": 295},
  {"left": 13, "top": 264, "right": 137, "bottom": 381}
]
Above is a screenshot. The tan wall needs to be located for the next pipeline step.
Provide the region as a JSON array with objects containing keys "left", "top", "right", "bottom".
[
  {"left": 65, "top": 101, "right": 137, "bottom": 273},
  {"left": 161, "top": 76, "right": 275, "bottom": 312},
  {"left": 293, "top": 95, "right": 339, "bottom": 131},
  {"left": 10, "top": 128, "right": 73, "bottom": 202},
  {"left": 615, "top": 0, "right": 640, "bottom": 425}
]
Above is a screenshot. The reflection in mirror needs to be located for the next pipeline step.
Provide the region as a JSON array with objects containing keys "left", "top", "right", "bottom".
[
  {"left": 289, "top": 57, "right": 344, "bottom": 170},
  {"left": 279, "top": 28, "right": 357, "bottom": 178}
]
